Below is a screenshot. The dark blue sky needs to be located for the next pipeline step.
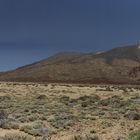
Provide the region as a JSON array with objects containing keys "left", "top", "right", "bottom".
[{"left": 0, "top": 0, "right": 140, "bottom": 71}]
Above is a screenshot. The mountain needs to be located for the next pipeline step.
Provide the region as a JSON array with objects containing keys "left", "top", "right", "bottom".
[{"left": 0, "top": 44, "right": 140, "bottom": 84}]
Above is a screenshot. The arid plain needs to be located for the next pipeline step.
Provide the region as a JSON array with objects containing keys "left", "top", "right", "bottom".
[{"left": 0, "top": 82, "right": 139, "bottom": 140}]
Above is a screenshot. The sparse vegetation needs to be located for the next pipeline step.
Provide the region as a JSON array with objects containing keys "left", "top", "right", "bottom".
[
  {"left": 0, "top": 82, "right": 138, "bottom": 140},
  {"left": 128, "top": 130, "right": 140, "bottom": 140},
  {"left": 4, "top": 133, "right": 33, "bottom": 140},
  {"left": 69, "top": 133, "right": 99, "bottom": 140}
]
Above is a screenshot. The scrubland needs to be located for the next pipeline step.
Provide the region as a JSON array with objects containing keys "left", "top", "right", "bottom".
[{"left": 0, "top": 82, "right": 139, "bottom": 140}]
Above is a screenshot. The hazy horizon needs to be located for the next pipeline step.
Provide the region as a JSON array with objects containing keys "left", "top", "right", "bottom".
[{"left": 1, "top": 0, "right": 140, "bottom": 71}]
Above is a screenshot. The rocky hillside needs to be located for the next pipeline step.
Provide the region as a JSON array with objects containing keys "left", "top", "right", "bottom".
[{"left": 0, "top": 44, "right": 140, "bottom": 84}]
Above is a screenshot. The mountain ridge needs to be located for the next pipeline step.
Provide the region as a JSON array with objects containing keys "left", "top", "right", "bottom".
[{"left": 0, "top": 44, "right": 140, "bottom": 84}]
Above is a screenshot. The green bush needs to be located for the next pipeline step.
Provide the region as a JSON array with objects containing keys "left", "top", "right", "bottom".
[{"left": 129, "top": 130, "right": 140, "bottom": 140}]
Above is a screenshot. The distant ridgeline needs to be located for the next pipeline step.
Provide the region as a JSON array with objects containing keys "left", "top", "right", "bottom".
[{"left": 0, "top": 44, "right": 140, "bottom": 84}]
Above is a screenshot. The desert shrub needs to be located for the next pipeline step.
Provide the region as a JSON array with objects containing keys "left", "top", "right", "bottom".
[
  {"left": 40, "top": 116, "right": 47, "bottom": 121},
  {"left": 61, "top": 95, "right": 99, "bottom": 107},
  {"left": 20, "top": 122, "right": 45, "bottom": 136},
  {"left": 105, "top": 87, "right": 113, "bottom": 91},
  {"left": 2, "top": 122, "right": 19, "bottom": 129},
  {"left": 31, "top": 109, "right": 38, "bottom": 113},
  {"left": 128, "top": 130, "right": 140, "bottom": 140},
  {"left": 4, "top": 133, "right": 33, "bottom": 140},
  {"left": 101, "top": 120, "right": 113, "bottom": 128},
  {"left": 0, "top": 110, "right": 8, "bottom": 120},
  {"left": 27, "top": 127, "right": 54, "bottom": 137},
  {"left": 69, "top": 133, "right": 99, "bottom": 140},
  {"left": 27, "top": 129, "right": 42, "bottom": 136},
  {"left": 20, "top": 125, "right": 33, "bottom": 133},
  {"left": 96, "top": 87, "right": 113, "bottom": 91},
  {"left": 18, "top": 117, "right": 28, "bottom": 123},
  {"left": 124, "top": 112, "right": 140, "bottom": 120},
  {"left": 126, "top": 104, "right": 138, "bottom": 112},
  {"left": 75, "top": 95, "right": 100, "bottom": 107},
  {"left": 60, "top": 96, "right": 70, "bottom": 102},
  {"left": 28, "top": 115, "right": 39, "bottom": 122},
  {"left": 42, "top": 136, "right": 49, "bottom": 140},
  {"left": 81, "top": 102, "right": 88, "bottom": 107},
  {"left": 0, "top": 110, "right": 9, "bottom": 128},
  {"left": 14, "top": 114, "right": 22, "bottom": 119},
  {"left": 78, "top": 95, "right": 100, "bottom": 102},
  {"left": 99, "top": 99, "right": 109, "bottom": 106},
  {"left": 10, "top": 123, "right": 19, "bottom": 129},
  {"left": 21, "top": 128, "right": 42, "bottom": 137},
  {"left": 122, "top": 88, "right": 128, "bottom": 93},
  {"left": 24, "top": 109, "right": 30, "bottom": 113},
  {"left": 60, "top": 96, "right": 71, "bottom": 105},
  {"left": 33, "top": 121, "right": 44, "bottom": 129},
  {"left": 36, "top": 95, "right": 47, "bottom": 100},
  {"left": 99, "top": 95, "right": 124, "bottom": 108},
  {"left": 0, "top": 96, "right": 11, "bottom": 101}
]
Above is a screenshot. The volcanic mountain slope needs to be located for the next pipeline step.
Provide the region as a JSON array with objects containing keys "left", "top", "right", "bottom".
[{"left": 0, "top": 44, "right": 140, "bottom": 84}]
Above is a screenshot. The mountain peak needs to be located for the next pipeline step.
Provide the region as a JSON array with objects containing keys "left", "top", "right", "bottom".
[{"left": 0, "top": 44, "right": 140, "bottom": 84}]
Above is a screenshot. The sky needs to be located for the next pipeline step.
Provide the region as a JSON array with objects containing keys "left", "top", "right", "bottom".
[{"left": 0, "top": 0, "right": 140, "bottom": 71}]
